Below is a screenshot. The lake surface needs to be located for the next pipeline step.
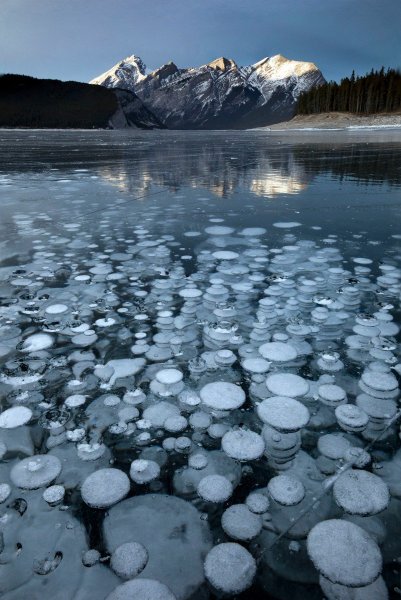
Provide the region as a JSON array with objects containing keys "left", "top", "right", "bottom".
[{"left": 0, "top": 129, "right": 401, "bottom": 599}]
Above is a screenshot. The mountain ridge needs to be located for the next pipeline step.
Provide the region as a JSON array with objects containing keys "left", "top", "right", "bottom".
[{"left": 90, "top": 53, "right": 325, "bottom": 129}]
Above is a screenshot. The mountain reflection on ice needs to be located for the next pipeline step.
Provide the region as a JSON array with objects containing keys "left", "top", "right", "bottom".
[{"left": 0, "top": 130, "right": 401, "bottom": 599}]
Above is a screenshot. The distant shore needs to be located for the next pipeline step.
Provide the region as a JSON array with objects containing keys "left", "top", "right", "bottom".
[{"left": 263, "top": 112, "right": 401, "bottom": 130}]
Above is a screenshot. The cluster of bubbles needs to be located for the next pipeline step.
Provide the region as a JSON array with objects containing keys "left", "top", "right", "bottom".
[{"left": 1, "top": 215, "right": 401, "bottom": 599}]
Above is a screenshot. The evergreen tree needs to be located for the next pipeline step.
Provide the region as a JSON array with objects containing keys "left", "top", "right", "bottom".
[{"left": 297, "top": 67, "right": 401, "bottom": 115}]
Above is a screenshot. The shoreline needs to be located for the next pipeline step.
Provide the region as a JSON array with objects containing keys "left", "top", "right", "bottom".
[{"left": 263, "top": 112, "right": 401, "bottom": 131}]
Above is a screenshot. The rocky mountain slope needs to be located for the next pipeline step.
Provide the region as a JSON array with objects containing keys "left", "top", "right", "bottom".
[{"left": 91, "top": 54, "right": 325, "bottom": 129}]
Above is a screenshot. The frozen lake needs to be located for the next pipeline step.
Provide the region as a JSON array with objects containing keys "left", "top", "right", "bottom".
[{"left": 0, "top": 129, "right": 401, "bottom": 599}]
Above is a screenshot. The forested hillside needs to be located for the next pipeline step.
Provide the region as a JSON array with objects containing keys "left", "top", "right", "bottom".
[
  {"left": 297, "top": 68, "right": 401, "bottom": 115},
  {"left": 0, "top": 74, "right": 118, "bottom": 128}
]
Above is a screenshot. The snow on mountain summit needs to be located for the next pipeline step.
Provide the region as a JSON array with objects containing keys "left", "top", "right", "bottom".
[
  {"left": 90, "top": 55, "right": 147, "bottom": 90},
  {"left": 250, "top": 54, "right": 320, "bottom": 80}
]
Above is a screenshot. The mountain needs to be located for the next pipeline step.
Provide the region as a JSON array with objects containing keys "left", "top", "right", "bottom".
[
  {"left": 90, "top": 53, "right": 325, "bottom": 129},
  {"left": 90, "top": 55, "right": 147, "bottom": 89},
  {"left": 0, "top": 74, "right": 163, "bottom": 129}
]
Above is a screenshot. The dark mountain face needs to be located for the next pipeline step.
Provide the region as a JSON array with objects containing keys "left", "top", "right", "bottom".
[
  {"left": 0, "top": 75, "right": 163, "bottom": 130},
  {"left": 91, "top": 54, "right": 326, "bottom": 129}
]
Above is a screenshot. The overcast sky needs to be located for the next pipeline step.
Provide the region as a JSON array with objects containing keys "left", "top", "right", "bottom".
[{"left": 1, "top": 0, "right": 400, "bottom": 83}]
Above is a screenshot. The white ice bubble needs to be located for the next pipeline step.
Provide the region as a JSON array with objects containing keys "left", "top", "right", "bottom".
[
  {"left": 197, "top": 474, "right": 233, "bottom": 503},
  {"left": 110, "top": 541, "right": 148, "bottom": 580},
  {"left": 221, "top": 504, "right": 263, "bottom": 540},
  {"left": 222, "top": 428, "right": 265, "bottom": 461},
  {"left": 307, "top": 519, "right": 382, "bottom": 587},
  {"left": 0, "top": 406, "right": 32, "bottom": 429},
  {"left": 200, "top": 382, "right": 246, "bottom": 411},
  {"left": 204, "top": 542, "right": 256, "bottom": 594},
  {"left": 81, "top": 468, "right": 130, "bottom": 508},
  {"left": 11, "top": 455, "right": 62, "bottom": 489}
]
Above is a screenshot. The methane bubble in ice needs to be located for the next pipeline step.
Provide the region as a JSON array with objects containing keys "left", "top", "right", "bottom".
[
  {"left": 204, "top": 542, "right": 256, "bottom": 594},
  {"left": 307, "top": 519, "right": 382, "bottom": 587},
  {"left": 222, "top": 428, "right": 265, "bottom": 461},
  {"left": 197, "top": 474, "right": 233, "bottom": 502},
  {"left": 257, "top": 396, "right": 310, "bottom": 432},
  {"left": 106, "top": 579, "right": 177, "bottom": 600},
  {"left": 10, "top": 455, "right": 62, "bottom": 489},
  {"left": 221, "top": 504, "right": 263, "bottom": 540},
  {"left": 110, "top": 542, "right": 149, "bottom": 579},
  {"left": 0, "top": 406, "right": 32, "bottom": 428},
  {"left": 333, "top": 470, "right": 390, "bottom": 515},
  {"left": 200, "top": 382, "right": 245, "bottom": 411},
  {"left": 81, "top": 468, "right": 130, "bottom": 508}
]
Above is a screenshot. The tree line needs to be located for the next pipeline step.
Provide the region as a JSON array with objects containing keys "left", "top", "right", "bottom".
[
  {"left": 297, "top": 67, "right": 401, "bottom": 115},
  {"left": 0, "top": 74, "right": 118, "bottom": 128}
]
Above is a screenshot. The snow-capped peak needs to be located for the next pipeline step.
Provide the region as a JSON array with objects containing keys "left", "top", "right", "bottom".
[
  {"left": 90, "top": 55, "right": 147, "bottom": 89},
  {"left": 205, "top": 57, "right": 237, "bottom": 72},
  {"left": 250, "top": 54, "right": 319, "bottom": 81}
]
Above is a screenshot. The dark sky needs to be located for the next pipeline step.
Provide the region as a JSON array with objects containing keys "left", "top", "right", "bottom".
[{"left": 1, "top": 0, "right": 400, "bottom": 83}]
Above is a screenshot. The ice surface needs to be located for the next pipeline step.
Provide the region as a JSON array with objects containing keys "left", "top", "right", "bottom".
[{"left": 1, "top": 130, "right": 400, "bottom": 599}]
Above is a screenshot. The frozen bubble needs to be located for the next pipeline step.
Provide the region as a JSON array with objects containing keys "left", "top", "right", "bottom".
[
  {"left": 221, "top": 504, "right": 263, "bottom": 540},
  {"left": 143, "top": 402, "right": 180, "bottom": 428},
  {"left": 81, "top": 468, "right": 130, "bottom": 508},
  {"left": 106, "top": 579, "right": 177, "bottom": 600},
  {"left": 257, "top": 396, "right": 310, "bottom": 432},
  {"left": 259, "top": 341, "right": 297, "bottom": 363},
  {"left": 130, "top": 459, "right": 160, "bottom": 484},
  {"left": 268, "top": 474, "right": 305, "bottom": 506},
  {"left": 11, "top": 455, "right": 62, "bottom": 489},
  {"left": 222, "top": 428, "right": 265, "bottom": 461},
  {"left": 155, "top": 368, "right": 183, "bottom": 385},
  {"left": 200, "top": 382, "right": 246, "bottom": 411},
  {"left": 318, "top": 433, "right": 352, "bottom": 460},
  {"left": 335, "top": 404, "right": 369, "bottom": 432},
  {"left": 178, "top": 287, "right": 202, "bottom": 299},
  {"left": 333, "top": 470, "right": 390, "bottom": 516},
  {"left": 265, "top": 373, "right": 309, "bottom": 398},
  {"left": 77, "top": 443, "right": 106, "bottom": 461},
  {"left": 246, "top": 492, "right": 269, "bottom": 514},
  {"left": 307, "top": 519, "right": 382, "bottom": 587},
  {"left": 242, "top": 357, "right": 271, "bottom": 374},
  {"left": 0, "top": 406, "right": 32, "bottom": 429},
  {"left": 318, "top": 384, "right": 347, "bottom": 407},
  {"left": 212, "top": 251, "right": 239, "bottom": 260},
  {"left": 164, "top": 415, "right": 188, "bottom": 433},
  {"left": 65, "top": 394, "right": 86, "bottom": 408},
  {"left": 360, "top": 370, "right": 398, "bottom": 393},
  {"left": 204, "top": 542, "right": 256, "bottom": 594},
  {"left": 189, "top": 411, "right": 212, "bottom": 430},
  {"left": 104, "top": 358, "right": 146, "bottom": 386},
  {"left": 239, "top": 227, "right": 266, "bottom": 236},
  {"left": 110, "top": 541, "right": 148, "bottom": 580},
  {"left": 21, "top": 333, "right": 54, "bottom": 352},
  {"left": 45, "top": 304, "right": 68, "bottom": 314},
  {"left": 82, "top": 549, "right": 101, "bottom": 567},
  {"left": 205, "top": 226, "right": 235, "bottom": 236},
  {"left": 95, "top": 317, "right": 116, "bottom": 327},
  {"left": 0, "top": 483, "right": 11, "bottom": 503},
  {"left": 273, "top": 222, "right": 302, "bottom": 229},
  {"left": 197, "top": 474, "right": 233, "bottom": 503},
  {"left": 188, "top": 453, "right": 208, "bottom": 470},
  {"left": 43, "top": 484, "right": 65, "bottom": 505}
]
